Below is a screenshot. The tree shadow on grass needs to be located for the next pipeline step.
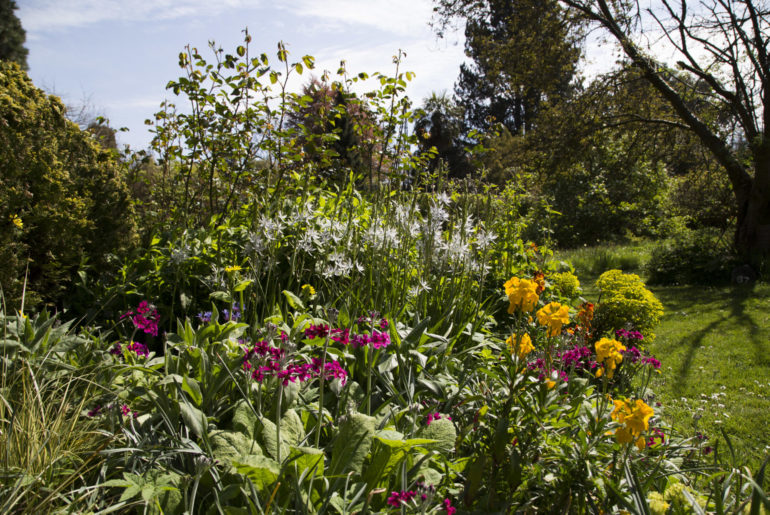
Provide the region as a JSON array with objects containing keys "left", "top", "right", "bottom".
[{"left": 655, "top": 283, "right": 768, "bottom": 395}]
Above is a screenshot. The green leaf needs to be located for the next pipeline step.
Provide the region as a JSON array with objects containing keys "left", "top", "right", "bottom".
[
  {"left": 182, "top": 376, "right": 203, "bottom": 407},
  {"left": 237, "top": 45, "right": 246, "bottom": 57},
  {"left": 234, "top": 455, "right": 281, "bottom": 490},
  {"left": 233, "top": 279, "right": 253, "bottom": 292},
  {"left": 289, "top": 446, "right": 325, "bottom": 478},
  {"left": 179, "top": 402, "right": 206, "bottom": 439},
  {"left": 416, "top": 418, "right": 456, "bottom": 452},
  {"left": 329, "top": 412, "right": 375, "bottom": 477},
  {"left": 282, "top": 290, "right": 305, "bottom": 310}
]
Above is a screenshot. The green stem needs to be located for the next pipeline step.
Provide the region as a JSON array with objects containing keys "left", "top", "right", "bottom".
[
  {"left": 315, "top": 332, "right": 331, "bottom": 448},
  {"left": 276, "top": 382, "right": 283, "bottom": 463}
]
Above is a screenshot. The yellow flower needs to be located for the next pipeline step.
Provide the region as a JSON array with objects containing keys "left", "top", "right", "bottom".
[
  {"left": 504, "top": 277, "right": 539, "bottom": 313},
  {"left": 10, "top": 214, "right": 23, "bottom": 229},
  {"left": 224, "top": 265, "right": 242, "bottom": 273},
  {"left": 536, "top": 302, "right": 570, "bottom": 337},
  {"left": 506, "top": 333, "right": 534, "bottom": 360},
  {"left": 595, "top": 338, "right": 626, "bottom": 378},
  {"left": 301, "top": 284, "right": 316, "bottom": 296},
  {"left": 647, "top": 492, "right": 670, "bottom": 515},
  {"left": 610, "top": 397, "right": 654, "bottom": 447}
]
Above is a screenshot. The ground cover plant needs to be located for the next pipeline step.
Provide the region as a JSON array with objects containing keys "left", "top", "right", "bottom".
[{"left": 2, "top": 34, "right": 770, "bottom": 514}]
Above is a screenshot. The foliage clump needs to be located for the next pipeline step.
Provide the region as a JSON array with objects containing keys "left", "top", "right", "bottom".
[
  {"left": 646, "top": 228, "right": 737, "bottom": 285},
  {"left": 594, "top": 269, "right": 663, "bottom": 339},
  {"left": 0, "top": 61, "right": 136, "bottom": 306}
]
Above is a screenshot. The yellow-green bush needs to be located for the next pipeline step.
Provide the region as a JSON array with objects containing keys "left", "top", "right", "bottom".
[
  {"left": 594, "top": 269, "right": 663, "bottom": 339},
  {"left": 549, "top": 270, "right": 581, "bottom": 299},
  {"left": 0, "top": 61, "right": 136, "bottom": 307}
]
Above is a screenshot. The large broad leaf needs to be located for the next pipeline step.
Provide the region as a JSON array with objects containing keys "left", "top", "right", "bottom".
[
  {"left": 257, "top": 417, "right": 291, "bottom": 461},
  {"left": 232, "top": 400, "right": 259, "bottom": 438},
  {"left": 289, "top": 446, "right": 325, "bottom": 478},
  {"left": 234, "top": 455, "right": 281, "bottom": 490},
  {"left": 329, "top": 412, "right": 375, "bottom": 477},
  {"left": 210, "top": 430, "right": 262, "bottom": 470},
  {"left": 416, "top": 418, "right": 456, "bottom": 452},
  {"left": 280, "top": 409, "right": 306, "bottom": 446}
]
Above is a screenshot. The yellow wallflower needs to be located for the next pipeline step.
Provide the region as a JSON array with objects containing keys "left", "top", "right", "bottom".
[
  {"left": 506, "top": 333, "right": 534, "bottom": 360},
  {"left": 504, "top": 277, "right": 539, "bottom": 313},
  {"left": 595, "top": 338, "right": 626, "bottom": 378},
  {"left": 536, "top": 302, "right": 570, "bottom": 337},
  {"left": 224, "top": 265, "right": 242, "bottom": 273},
  {"left": 610, "top": 397, "right": 654, "bottom": 448},
  {"left": 10, "top": 214, "right": 23, "bottom": 229}
]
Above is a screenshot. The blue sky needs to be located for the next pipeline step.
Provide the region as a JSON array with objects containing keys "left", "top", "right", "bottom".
[
  {"left": 18, "top": 0, "right": 472, "bottom": 150},
  {"left": 17, "top": 1, "right": 617, "bottom": 150}
]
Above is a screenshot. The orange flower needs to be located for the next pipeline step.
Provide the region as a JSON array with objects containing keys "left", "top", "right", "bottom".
[{"left": 533, "top": 271, "right": 545, "bottom": 294}]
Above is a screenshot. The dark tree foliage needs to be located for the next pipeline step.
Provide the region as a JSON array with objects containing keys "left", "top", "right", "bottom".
[
  {"left": 414, "top": 92, "right": 471, "bottom": 180},
  {"left": 557, "top": 0, "right": 770, "bottom": 263},
  {"left": 437, "top": 0, "right": 582, "bottom": 138},
  {"left": 0, "top": 0, "right": 28, "bottom": 70},
  {"left": 287, "top": 78, "right": 376, "bottom": 184}
]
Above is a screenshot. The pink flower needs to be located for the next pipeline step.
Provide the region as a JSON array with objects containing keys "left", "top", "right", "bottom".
[{"left": 443, "top": 498, "right": 456, "bottom": 514}]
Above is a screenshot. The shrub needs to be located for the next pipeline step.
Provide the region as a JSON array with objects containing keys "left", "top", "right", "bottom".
[
  {"left": 549, "top": 270, "right": 581, "bottom": 299},
  {"left": 594, "top": 269, "right": 663, "bottom": 339},
  {"left": 645, "top": 228, "right": 736, "bottom": 285},
  {"left": 0, "top": 61, "right": 136, "bottom": 307}
]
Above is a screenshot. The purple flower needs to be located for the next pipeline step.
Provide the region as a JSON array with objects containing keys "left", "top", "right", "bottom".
[
  {"left": 443, "top": 498, "right": 456, "bottom": 515},
  {"left": 387, "top": 490, "right": 417, "bottom": 507},
  {"left": 87, "top": 405, "right": 102, "bottom": 417},
  {"left": 121, "top": 301, "right": 159, "bottom": 336},
  {"left": 426, "top": 412, "right": 452, "bottom": 425},
  {"left": 197, "top": 311, "right": 212, "bottom": 323},
  {"left": 127, "top": 341, "right": 149, "bottom": 357},
  {"left": 109, "top": 343, "right": 123, "bottom": 357},
  {"left": 222, "top": 303, "right": 241, "bottom": 322}
]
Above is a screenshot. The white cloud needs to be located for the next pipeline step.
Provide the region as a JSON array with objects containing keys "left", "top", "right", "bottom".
[
  {"left": 281, "top": 0, "right": 436, "bottom": 37},
  {"left": 18, "top": 0, "right": 260, "bottom": 32}
]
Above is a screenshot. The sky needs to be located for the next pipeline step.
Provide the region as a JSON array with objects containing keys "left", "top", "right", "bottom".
[{"left": 16, "top": 0, "right": 619, "bottom": 150}]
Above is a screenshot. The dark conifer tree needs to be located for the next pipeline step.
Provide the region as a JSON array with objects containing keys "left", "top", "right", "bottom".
[{"left": 0, "top": 0, "right": 29, "bottom": 70}]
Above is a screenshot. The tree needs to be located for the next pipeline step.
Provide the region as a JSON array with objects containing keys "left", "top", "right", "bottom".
[
  {"left": 414, "top": 91, "right": 470, "bottom": 180},
  {"left": 0, "top": 62, "right": 136, "bottom": 307},
  {"left": 556, "top": 0, "right": 770, "bottom": 263},
  {"left": 0, "top": 0, "right": 28, "bottom": 70},
  {"left": 435, "top": 0, "right": 582, "bottom": 138}
]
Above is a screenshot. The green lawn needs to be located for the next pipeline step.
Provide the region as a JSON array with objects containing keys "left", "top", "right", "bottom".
[
  {"left": 646, "top": 283, "right": 770, "bottom": 465},
  {"left": 557, "top": 245, "right": 770, "bottom": 465}
]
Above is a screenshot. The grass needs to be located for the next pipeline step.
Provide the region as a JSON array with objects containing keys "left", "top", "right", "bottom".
[
  {"left": 645, "top": 282, "right": 770, "bottom": 465},
  {"left": 557, "top": 242, "right": 770, "bottom": 466}
]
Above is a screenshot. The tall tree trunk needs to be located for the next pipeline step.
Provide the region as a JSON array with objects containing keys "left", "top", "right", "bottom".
[{"left": 737, "top": 139, "right": 770, "bottom": 261}]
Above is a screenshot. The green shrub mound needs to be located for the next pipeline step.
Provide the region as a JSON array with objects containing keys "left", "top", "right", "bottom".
[
  {"left": 646, "top": 228, "right": 737, "bottom": 285},
  {"left": 0, "top": 61, "right": 136, "bottom": 307},
  {"left": 594, "top": 269, "right": 664, "bottom": 339}
]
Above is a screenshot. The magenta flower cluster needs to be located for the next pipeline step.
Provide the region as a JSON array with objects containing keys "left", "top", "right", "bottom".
[
  {"left": 558, "top": 345, "right": 599, "bottom": 372},
  {"left": 622, "top": 346, "right": 662, "bottom": 369},
  {"left": 304, "top": 324, "right": 391, "bottom": 349},
  {"left": 87, "top": 403, "right": 137, "bottom": 419},
  {"left": 426, "top": 412, "right": 452, "bottom": 425},
  {"left": 110, "top": 341, "right": 149, "bottom": 358},
  {"left": 615, "top": 328, "right": 644, "bottom": 341},
  {"left": 528, "top": 358, "right": 570, "bottom": 383},
  {"left": 356, "top": 311, "right": 389, "bottom": 330},
  {"left": 121, "top": 301, "right": 159, "bottom": 337},
  {"left": 242, "top": 340, "right": 347, "bottom": 386},
  {"left": 647, "top": 427, "right": 665, "bottom": 446},
  {"left": 387, "top": 490, "right": 416, "bottom": 507}
]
